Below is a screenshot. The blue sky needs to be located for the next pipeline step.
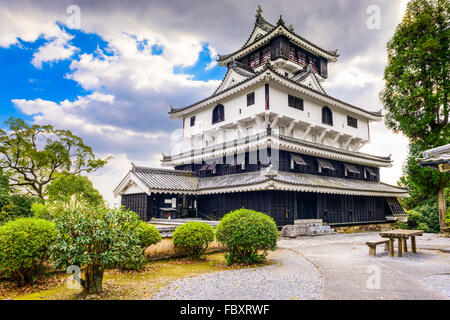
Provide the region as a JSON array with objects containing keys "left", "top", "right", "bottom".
[
  {"left": 0, "top": 28, "right": 225, "bottom": 125},
  {"left": 0, "top": 0, "right": 409, "bottom": 204}
]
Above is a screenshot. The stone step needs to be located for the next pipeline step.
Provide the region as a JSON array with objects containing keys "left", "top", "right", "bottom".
[{"left": 294, "top": 219, "right": 323, "bottom": 225}]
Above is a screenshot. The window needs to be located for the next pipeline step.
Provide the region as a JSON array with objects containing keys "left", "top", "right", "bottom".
[
  {"left": 247, "top": 92, "right": 255, "bottom": 106},
  {"left": 212, "top": 104, "right": 224, "bottom": 124},
  {"left": 279, "top": 126, "right": 285, "bottom": 136},
  {"left": 322, "top": 106, "right": 333, "bottom": 125},
  {"left": 247, "top": 127, "right": 253, "bottom": 136},
  {"left": 288, "top": 95, "right": 304, "bottom": 110},
  {"left": 190, "top": 116, "right": 196, "bottom": 127},
  {"left": 347, "top": 116, "right": 358, "bottom": 128}
]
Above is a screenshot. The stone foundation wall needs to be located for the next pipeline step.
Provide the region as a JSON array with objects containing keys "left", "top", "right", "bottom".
[
  {"left": 144, "top": 238, "right": 226, "bottom": 260},
  {"left": 333, "top": 222, "right": 396, "bottom": 234}
]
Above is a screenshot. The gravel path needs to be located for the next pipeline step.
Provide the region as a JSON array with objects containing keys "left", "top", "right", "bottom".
[
  {"left": 152, "top": 249, "right": 322, "bottom": 300},
  {"left": 279, "top": 232, "right": 450, "bottom": 300}
]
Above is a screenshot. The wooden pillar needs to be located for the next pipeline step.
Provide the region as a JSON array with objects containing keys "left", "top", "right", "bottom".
[
  {"left": 411, "top": 236, "right": 417, "bottom": 253},
  {"left": 403, "top": 238, "right": 408, "bottom": 252},
  {"left": 398, "top": 238, "right": 403, "bottom": 257},
  {"left": 369, "top": 246, "right": 376, "bottom": 257},
  {"left": 389, "top": 238, "right": 394, "bottom": 257}
]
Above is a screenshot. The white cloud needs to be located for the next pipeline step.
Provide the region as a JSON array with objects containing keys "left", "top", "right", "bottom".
[
  {"left": 31, "top": 31, "right": 77, "bottom": 68},
  {"left": 0, "top": 7, "right": 65, "bottom": 47}
]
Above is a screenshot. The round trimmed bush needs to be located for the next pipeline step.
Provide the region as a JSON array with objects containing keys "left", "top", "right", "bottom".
[
  {"left": 173, "top": 221, "right": 214, "bottom": 259},
  {"left": 136, "top": 221, "right": 162, "bottom": 249},
  {"left": 0, "top": 218, "right": 56, "bottom": 285},
  {"left": 215, "top": 209, "right": 279, "bottom": 265},
  {"left": 120, "top": 221, "right": 161, "bottom": 271}
]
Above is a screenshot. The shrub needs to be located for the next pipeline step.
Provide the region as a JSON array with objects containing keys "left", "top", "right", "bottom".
[
  {"left": 215, "top": 209, "right": 279, "bottom": 265},
  {"left": 137, "top": 221, "right": 162, "bottom": 248},
  {"left": 51, "top": 206, "right": 142, "bottom": 294},
  {"left": 397, "top": 210, "right": 429, "bottom": 232},
  {"left": 0, "top": 218, "right": 56, "bottom": 285},
  {"left": 173, "top": 221, "right": 214, "bottom": 259},
  {"left": 121, "top": 221, "right": 162, "bottom": 270}
]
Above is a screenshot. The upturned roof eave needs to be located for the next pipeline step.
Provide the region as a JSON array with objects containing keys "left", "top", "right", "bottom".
[
  {"left": 169, "top": 65, "right": 382, "bottom": 121},
  {"left": 217, "top": 24, "right": 339, "bottom": 65}
]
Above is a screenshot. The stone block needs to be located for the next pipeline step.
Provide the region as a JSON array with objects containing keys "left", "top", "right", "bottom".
[{"left": 281, "top": 225, "right": 310, "bottom": 237}]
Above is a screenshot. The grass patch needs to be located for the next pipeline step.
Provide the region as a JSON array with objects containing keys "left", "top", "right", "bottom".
[{"left": 1, "top": 252, "right": 270, "bottom": 300}]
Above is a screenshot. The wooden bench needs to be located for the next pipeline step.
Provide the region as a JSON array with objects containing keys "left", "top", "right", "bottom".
[{"left": 366, "top": 239, "right": 390, "bottom": 257}]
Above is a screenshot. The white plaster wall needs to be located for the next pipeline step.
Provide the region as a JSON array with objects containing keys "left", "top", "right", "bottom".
[{"left": 180, "top": 81, "right": 370, "bottom": 150}]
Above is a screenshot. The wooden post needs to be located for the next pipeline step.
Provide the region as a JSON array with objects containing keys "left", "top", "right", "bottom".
[
  {"left": 438, "top": 185, "right": 447, "bottom": 232},
  {"left": 369, "top": 246, "right": 375, "bottom": 257},
  {"left": 403, "top": 238, "right": 408, "bottom": 252},
  {"left": 389, "top": 238, "right": 394, "bottom": 257},
  {"left": 411, "top": 236, "right": 417, "bottom": 253},
  {"left": 398, "top": 238, "right": 403, "bottom": 257},
  {"left": 384, "top": 241, "right": 389, "bottom": 251}
]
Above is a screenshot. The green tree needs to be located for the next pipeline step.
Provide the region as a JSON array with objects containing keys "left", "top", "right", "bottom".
[
  {"left": 380, "top": 0, "right": 449, "bottom": 231},
  {"left": 50, "top": 206, "right": 142, "bottom": 295},
  {"left": 0, "top": 118, "right": 110, "bottom": 199},
  {"left": 46, "top": 174, "right": 104, "bottom": 208}
]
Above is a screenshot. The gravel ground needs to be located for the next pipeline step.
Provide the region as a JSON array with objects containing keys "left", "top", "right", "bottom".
[
  {"left": 420, "top": 274, "right": 450, "bottom": 299},
  {"left": 279, "top": 232, "right": 450, "bottom": 299},
  {"left": 152, "top": 249, "right": 322, "bottom": 300}
]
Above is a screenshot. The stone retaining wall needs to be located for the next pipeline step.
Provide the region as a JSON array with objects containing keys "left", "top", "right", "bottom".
[
  {"left": 144, "top": 238, "right": 226, "bottom": 260},
  {"left": 333, "top": 222, "right": 396, "bottom": 234}
]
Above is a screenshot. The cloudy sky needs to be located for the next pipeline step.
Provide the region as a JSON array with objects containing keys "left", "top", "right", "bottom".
[{"left": 0, "top": 0, "right": 410, "bottom": 204}]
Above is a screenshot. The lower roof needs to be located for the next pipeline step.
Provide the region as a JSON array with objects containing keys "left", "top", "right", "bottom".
[{"left": 114, "top": 166, "right": 409, "bottom": 198}]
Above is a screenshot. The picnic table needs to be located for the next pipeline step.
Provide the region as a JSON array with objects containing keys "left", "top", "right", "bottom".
[{"left": 379, "top": 229, "right": 424, "bottom": 257}]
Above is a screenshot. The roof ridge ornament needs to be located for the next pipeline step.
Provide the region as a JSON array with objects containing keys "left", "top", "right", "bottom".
[
  {"left": 277, "top": 15, "right": 285, "bottom": 27},
  {"left": 288, "top": 24, "right": 294, "bottom": 32},
  {"left": 256, "top": 5, "right": 263, "bottom": 18}
]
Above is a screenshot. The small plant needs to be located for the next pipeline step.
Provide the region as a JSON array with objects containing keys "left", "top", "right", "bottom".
[
  {"left": 121, "top": 221, "right": 162, "bottom": 270},
  {"left": 397, "top": 210, "right": 429, "bottom": 232},
  {"left": 51, "top": 206, "right": 142, "bottom": 294},
  {"left": 173, "top": 221, "right": 214, "bottom": 260},
  {"left": 0, "top": 218, "right": 56, "bottom": 285},
  {"left": 215, "top": 208, "right": 279, "bottom": 265}
]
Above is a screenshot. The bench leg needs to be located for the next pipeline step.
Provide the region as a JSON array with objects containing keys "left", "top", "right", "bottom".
[
  {"left": 398, "top": 238, "right": 403, "bottom": 257},
  {"left": 411, "top": 236, "right": 417, "bottom": 253},
  {"left": 389, "top": 239, "right": 394, "bottom": 257},
  {"left": 403, "top": 238, "right": 408, "bottom": 252},
  {"left": 384, "top": 242, "right": 389, "bottom": 251},
  {"left": 369, "top": 247, "right": 376, "bottom": 257}
]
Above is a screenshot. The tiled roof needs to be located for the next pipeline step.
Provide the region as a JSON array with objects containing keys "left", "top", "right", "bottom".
[
  {"left": 273, "top": 171, "right": 408, "bottom": 195},
  {"left": 197, "top": 171, "right": 267, "bottom": 190},
  {"left": 131, "top": 166, "right": 198, "bottom": 191},
  {"left": 168, "top": 64, "right": 382, "bottom": 119},
  {"left": 117, "top": 166, "right": 408, "bottom": 197},
  {"left": 218, "top": 12, "right": 339, "bottom": 62}
]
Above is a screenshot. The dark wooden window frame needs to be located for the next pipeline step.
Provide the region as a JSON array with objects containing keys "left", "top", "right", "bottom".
[
  {"left": 190, "top": 116, "right": 196, "bottom": 127},
  {"left": 212, "top": 104, "right": 224, "bottom": 124},
  {"left": 288, "top": 94, "right": 304, "bottom": 111},
  {"left": 247, "top": 92, "right": 255, "bottom": 106},
  {"left": 347, "top": 115, "right": 358, "bottom": 128},
  {"left": 322, "top": 106, "right": 333, "bottom": 126}
]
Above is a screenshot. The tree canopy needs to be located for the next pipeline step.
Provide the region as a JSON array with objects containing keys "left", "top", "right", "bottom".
[
  {"left": 0, "top": 118, "right": 110, "bottom": 198},
  {"left": 381, "top": 0, "right": 449, "bottom": 231},
  {"left": 46, "top": 174, "right": 104, "bottom": 208},
  {"left": 381, "top": 0, "right": 449, "bottom": 149}
]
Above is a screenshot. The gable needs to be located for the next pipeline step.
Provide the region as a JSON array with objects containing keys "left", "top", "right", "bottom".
[
  {"left": 245, "top": 26, "right": 270, "bottom": 46},
  {"left": 298, "top": 73, "right": 325, "bottom": 94},
  {"left": 215, "top": 69, "right": 250, "bottom": 94}
]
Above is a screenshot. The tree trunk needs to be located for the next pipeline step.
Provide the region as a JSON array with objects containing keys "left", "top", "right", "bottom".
[
  {"left": 438, "top": 185, "right": 447, "bottom": 232},
  {"left": 82, "top": 265, "right": 103, "bottom": 294}
]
